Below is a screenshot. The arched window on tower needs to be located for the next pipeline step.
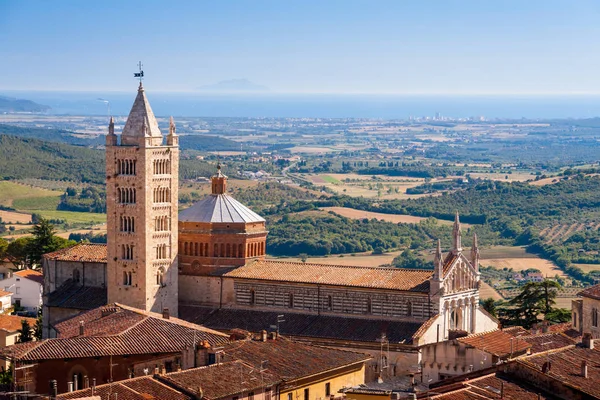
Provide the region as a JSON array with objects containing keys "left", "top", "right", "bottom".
[
  {"left": 250, "top": 289, "right": 255, "bottom": 305},
  {"left": 367, "top": 297, "right": 372, "bottom": 314},
  {"left": 123, "top": 271, "right": 132, "bottom": 286},
  {"left": 407, "top": 301, "right": 413, "bottom": 317},
  {"left": 288, "top": 293, "right": 294, "bottom": 308},
  {"left": 327, "top": 295, "right": 333, "bottom": 311},
  {"left": 73, "top": 269, "right": 80, "bottom": 283},
  {"left": 239, "top": 244, "right": 244, "bottom": 258},
  {"left": 214, "top": 244, "right": 219, "bottom": 257}
]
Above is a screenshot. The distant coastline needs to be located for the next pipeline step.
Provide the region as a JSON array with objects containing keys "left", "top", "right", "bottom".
[{"left": 2, "top": 90, "right": 600, "bottom": 119}]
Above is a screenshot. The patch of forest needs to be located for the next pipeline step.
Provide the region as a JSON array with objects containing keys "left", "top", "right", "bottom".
[{"left": 0, "top": 135, "right": 105, "bottom": 183}]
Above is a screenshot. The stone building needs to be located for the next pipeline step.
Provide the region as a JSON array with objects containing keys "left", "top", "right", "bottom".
[
  {"left": 41, "top": 84, "right": 497, "bottom": 381},
  {"left": 572, "top": 283, "right": 600, "bottom": 338},
  {"left": 105, "top": 82, "right": 179, "bottom": 316}
]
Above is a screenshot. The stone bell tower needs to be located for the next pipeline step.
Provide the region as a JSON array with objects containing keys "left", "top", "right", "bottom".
[{"left": 106, "top": 83, "right": 179, "bottom": 316}]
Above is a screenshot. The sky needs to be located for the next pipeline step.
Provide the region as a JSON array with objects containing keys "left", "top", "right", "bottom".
[{"left": 2, "top": 0, "right": 600, "bottom": 94}]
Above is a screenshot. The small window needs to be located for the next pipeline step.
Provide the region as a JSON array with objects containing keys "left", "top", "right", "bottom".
[
  {"left": 15, "top": 287, "right": 20, "bottom": 295},
  {"left": 287, "top": 394, "right": 292, "bottom": 400},
  {"left": 248, "top": 392, "right": 254, "bottom": 400},
  {"left": 265, "top": 388, "right": 272, "bottom": 400},
  {"left": 593, "top": 308, "right": 599, "bottom": 328},
  {"left": 288, "top": 293, "right": 294, "bottom": 308},
  {"left": 304, "top": 388, "right": 309, "bottom": 400},
  {"left": 407, "top": 301, "right": 413, "bottom": 317},
  {"left": 327, "top": 295, "right": 333, "bottom": 311},
  {"left": 250, "top": 289, "right": 255, "bottom": 305},
  {"left": 232, "top": 397, "right": 239, "bottom": 400},
  {"left": 325, "top": 382, "right": 331, "bottom": 397}
]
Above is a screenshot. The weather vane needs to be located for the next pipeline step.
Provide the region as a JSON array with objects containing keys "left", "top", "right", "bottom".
[{"left": 134, "top": 61, "right": 144, "bottom": 83}]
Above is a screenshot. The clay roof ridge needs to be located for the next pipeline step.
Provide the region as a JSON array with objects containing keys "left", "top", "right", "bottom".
[
  {"left": 258, "top": 259, "right": 433, "bottom": 273},
  {"left": 113, "top": 303, "right": 229, "bottom": 337}
]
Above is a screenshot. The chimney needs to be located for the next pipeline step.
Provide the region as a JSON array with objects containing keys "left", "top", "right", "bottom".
[
  {"left": 49, "top": 380, "right": 57, "bottom": 399},
  {"left": 73, "top": 375, "right": 78, "bottom": 391},
  {"left": 67, "top": 382, "right": 74, "bottom": 392},
  {"left": 92, "top": 378, "right": 96, "bottom": 390},
  {"left": 581, "top": 361, "right": 588, "bottom": 378},
  {"left": 79, "top": 321, "right": 85, "bottom": 336},
  {"left": 541, "top": 321, "right": 549, "bottom": 334},
  {"left": 542, "top": 361, "right": 552, "bottom": 374},
  {"left": 261, "top": 330, "right": 268, "bottom": 342},
  {"left": 154, "top": 366, "right": 160, "bottom": 375},
  {"left": 582, "top": 332, "right": 594, "bottom": 349},
  {"left": 162, "top": 308, "right": 170, "bottom": 319},
  {"left": 83, "top": 375, "right": 89, "bottom": 389},
  {"left": 409, "top": 373, "right": 415, "bottom": 386}
]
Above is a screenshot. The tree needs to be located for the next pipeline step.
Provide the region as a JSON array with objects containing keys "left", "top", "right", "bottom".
[
  {"left": 539, "top": 279, "right": 561, "bottom": 314},
  {"left": 499, "top": 280, "right": 563, "bottom": 329},
  {"left": 0, "top": 238, "right": 8, "bottom": 260},
  {"left": 545, "top": 308, "right": 571, "bottom": 324},
  {"left": 299, "top": 253, "right": 308, "bottom": 263},
  {"left": 27, "top": 218, "right": 75, "bottom": 266},
  {"left": 480, "top": 298, "right": 498, "bottom": 318},
  {"left": 34, "top": 309, "right": 43, "bottom": 341},
  {"left": 16, "top": 320, "right": 33, "bottom": 343},
  {"left": 6, "top": 237, "right": 33, "bottom": 267}
]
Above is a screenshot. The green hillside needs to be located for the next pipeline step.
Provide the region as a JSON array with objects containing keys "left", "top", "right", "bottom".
[{"left": 0, "top": 135, "right": 105, "bottom": 183}]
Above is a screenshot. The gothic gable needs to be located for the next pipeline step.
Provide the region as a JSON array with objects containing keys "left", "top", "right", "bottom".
[{"left": 442, "top": 253, "right": 479, "bottom": 295}]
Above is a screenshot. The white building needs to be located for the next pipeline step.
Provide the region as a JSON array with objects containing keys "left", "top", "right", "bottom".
[{"left": 1, "top": 269, "right": 43, "bottom": 312}]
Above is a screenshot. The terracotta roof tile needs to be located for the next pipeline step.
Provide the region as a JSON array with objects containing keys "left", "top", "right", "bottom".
[
  {"left": 458, "top": 329, "right": 530, "bottom": 357},
  {"left": 217, "top": 338, "right": 370, "bottom": 381},
  {"left": 46, "top": 280, "right": 107, "bottom": 310},
  {"left": 13, "top": 269, "right": 43, "bottom": 285},
  {"left": 578, "top": 283, "right": 600, "bottom": 300},
  {"left": 225, "top": 260, "right": 432, "bottom": 292},
  {"left": 429, "top": 373, "right": 553, "bottom": 399},
  {"left": 43, "top": 243, "right": 107, "bottom": 263},
  {"left": 517, "top": 346, "right": 600, "bottom": 399},
  {"left": 0, "top": 314, "right": 36, "bottom": 333},
  {"left": 180, "top": 306, "right": 426, "bottom": 344},
  {"left": 0, "top": 290, "right": 12, "bottom": 297},
  {"left": 57, "top": 376, "right": 190, "bottom": 400},
  {"left": 3, "top": 303, "right": 229, "bottom": 361},
  {"left": 518, "top": 332, "right": 576, "bottom": 354}
]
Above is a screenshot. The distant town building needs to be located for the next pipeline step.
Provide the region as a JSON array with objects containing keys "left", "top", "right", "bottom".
[
  {"left": 1, "top": 269, "right": 43, "bottom": 312},
  {"left": 572, "top": 283, "right": 600, "bottom": 338}
]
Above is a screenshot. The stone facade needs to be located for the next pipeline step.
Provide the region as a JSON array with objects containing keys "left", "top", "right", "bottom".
[
  {"left": 105, "top": 84, "right": 179, "bottom": 316},
  {"left": 572, "top": 284, "right": 600, "bottom": 339}
]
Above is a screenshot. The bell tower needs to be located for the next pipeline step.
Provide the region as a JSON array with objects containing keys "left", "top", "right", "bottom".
[{"left": 106, "top": 83, "right": 179, "bottom": 316}]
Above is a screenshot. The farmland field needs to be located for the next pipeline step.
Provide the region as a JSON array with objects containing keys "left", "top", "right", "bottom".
[
  {"left": 0, "top": 210, "right": 32, "bottom": 224},
  {"left": 30, "top": 210, "right": 106, "bottom": 225},
  {"left": 573, "top": 263, "right": 600, "bottom": 273},
  {"left": 322, "top": 206, "right": 458, "bottom": 226},
  {"left": 0, "top": 181, "right": 62, "bottom": 208}
]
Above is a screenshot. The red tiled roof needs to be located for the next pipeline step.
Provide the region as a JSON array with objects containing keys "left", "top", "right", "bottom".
[
  {"left": 3, "top": 303, "right": 229, "bottom": 361},
  {"left": 13, "top": 269, "right": 43, "bottom": 285},
  {"left": 429, "top": 373, "right": 552, "bottom": 399},
  {"left": 159, "top": 361, "right": 279, "bottom": 400},
  {"left": 578, "top": 283, "right": 600, "bottom": 300},
  {"left": 43, "top": 243, "right": 107, "bottom": 263},
  {"left": 458, "top": 329, "right": 530, "bottom": 357},
  {"left": 180, "top": 305, "right": 426, "bottom": 344},
  {"left": 0, "top": 314, "right": 36, "bottom": 333},
  {"left": 0, "top": 290, "right": 12, "bottom": 297},
  {"left": 517, "top": 346, "right": 600, "bottom": 399},
  {"left": 225, "top": 259, "right": 432, "bottom": 292},
  {"left": 518, "top": 332, "right": 576, "bottom": 354},
  {"left": 57, "top": 376, "right": 190, "bottom": 400},
  {"left": 218, "top": 338, "right": 370, "bottom": 381},
  {"left": 46, "top": 279, "right": 107, "bottom": 310}
]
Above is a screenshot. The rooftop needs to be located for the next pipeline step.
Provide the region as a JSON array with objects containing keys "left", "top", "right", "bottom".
[
  {"left": 0, "top": 290, "right": 12, "bottom": 297},
  {"left": 428, "top": 372, "right": 553, "bottom": 399},
  {"left": 516, "top": 345, "right": 600, "bottom": 399},
  {"left": 0, "top": 314, "right": 36, "bottom": 333},
  {"left": 13, "top": 268, "right": 43, "bottom": 285},
  {"left": 578, "top": 283, "right": 600, "bottom": 300},
  {"left": 180, "top": 305, "right": 429, "bottom": 344},
  {"left": 179, "top": 193, "right": 265, "bottom": 224},
  {"left": 518, "top": 332, "right": 577, "bottom": 354},
  {"left": 121, "top": 83, "right": 162, "bottom": 139},
  {"left": 224, "top": 259, "right": 432, "bottom": 292},
  {"left": 457, "top": 329, "right": 530, "bottom": 357},
  {"left": 43, "top": 243, "right": 107, "bottom": 264},
  {"left": 3, "top": 303, "right": 229, "bottom": 361},
  {"left": 57, "top": 375, "right": 190, "bottom": 400},
  {"left": 46, "top": 279, "right": 107, "bottom": 310}
]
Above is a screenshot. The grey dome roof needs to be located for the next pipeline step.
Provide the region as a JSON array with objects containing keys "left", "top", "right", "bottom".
[{"left": 179, "top": 194, "right": 265, "bottom": 224}]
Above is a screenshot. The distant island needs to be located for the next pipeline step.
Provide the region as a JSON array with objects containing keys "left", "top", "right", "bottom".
[
  {"left": 0, "top": 95, "right": 51, "bottom": 113},
  {"left": 197, "top": 79, "right": 269, "bottom": 93}
]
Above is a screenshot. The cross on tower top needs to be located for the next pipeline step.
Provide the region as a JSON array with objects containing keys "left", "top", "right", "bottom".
[{"left": 134, "top": 61, "right": 144, "bottom": 84}]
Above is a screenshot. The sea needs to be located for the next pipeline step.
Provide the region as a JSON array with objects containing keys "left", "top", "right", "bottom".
[{"left": 4, "top": 90, "right": 600, "bottom": 120}]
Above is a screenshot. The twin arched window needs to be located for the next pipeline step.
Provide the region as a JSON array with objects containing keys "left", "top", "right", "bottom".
[{"left": 123, "top": 271, "right": 132, "bottom": 286}]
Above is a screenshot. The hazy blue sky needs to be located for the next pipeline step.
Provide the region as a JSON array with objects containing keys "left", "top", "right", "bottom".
[{"left": 2, "top": 0, "right": 600, "bottom": 94}]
